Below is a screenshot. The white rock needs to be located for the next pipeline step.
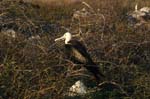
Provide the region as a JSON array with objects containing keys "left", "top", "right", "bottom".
[
  {"left": 28, "top": 35, "right": 40, "bottom": 40},
  {"left": 140, "top": 7, "right": 150, "bottom": 13},
  {"left": 2, "top": 29, "right": 16, "bottom": 38},
  {"left": 68, "top": 80, "right": 87, "bottom": 96}
]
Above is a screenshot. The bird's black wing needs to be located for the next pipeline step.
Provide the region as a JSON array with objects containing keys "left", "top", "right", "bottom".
[
  {"left": 66, "top": 40, "right": 94, "bottom": 64},
  {"left": 65, "top": 40, "right": 104, "bottom": 82}
]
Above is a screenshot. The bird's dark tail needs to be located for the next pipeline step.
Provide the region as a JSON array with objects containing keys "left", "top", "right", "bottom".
[{"left": 85, "top": 63, "right": 104, "bottom": 83}]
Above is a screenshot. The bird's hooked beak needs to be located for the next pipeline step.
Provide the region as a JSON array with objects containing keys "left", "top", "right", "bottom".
[{"left": 55, "top": 35, "right": 65, "bottom": 42}]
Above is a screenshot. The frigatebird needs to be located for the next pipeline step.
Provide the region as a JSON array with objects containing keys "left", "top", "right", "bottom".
[{"left": 55, "top": 32, "right": 104, "bottom": 82}]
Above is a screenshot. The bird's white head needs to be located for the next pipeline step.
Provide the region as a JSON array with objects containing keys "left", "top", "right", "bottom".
[{"left": 55, "top": 32, "right": 72, "bottom": 44}]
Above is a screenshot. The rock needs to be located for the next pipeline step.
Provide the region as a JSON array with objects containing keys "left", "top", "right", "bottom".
[{"left": 68, "top": 80, "right": 87, "bottom": 96}]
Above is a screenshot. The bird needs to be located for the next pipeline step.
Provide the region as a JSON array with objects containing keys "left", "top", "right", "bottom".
[{"left": 55, "top": 32, "right": 104, "bottom": 83}]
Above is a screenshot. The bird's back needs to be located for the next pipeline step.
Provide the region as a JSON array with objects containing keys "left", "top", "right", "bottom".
[
  {"left": 65, "top": 40, "right": 104, "bottom": 82},
  {"left": 65, "top": 40, "right": 94, "bottom": 64}
]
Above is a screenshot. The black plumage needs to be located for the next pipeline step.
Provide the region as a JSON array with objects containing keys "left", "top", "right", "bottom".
[{"left": 65, "top": 40, "right": 104, "bottom": 82}]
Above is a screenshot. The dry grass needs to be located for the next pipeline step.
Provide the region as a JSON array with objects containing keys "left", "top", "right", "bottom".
[{"left": 0, "top": 0, "right": 150, "bottom": 99}]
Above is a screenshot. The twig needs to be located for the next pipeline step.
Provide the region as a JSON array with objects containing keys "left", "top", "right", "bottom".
[
  {"left": 97, "top": 81, "right": 128, "bottom": 96},
  {"left": 0, "top": 12, "right": 7, "bottom": 17},
  {"left": 82, "top": 1, "right": 95, "bottom": 13}
]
